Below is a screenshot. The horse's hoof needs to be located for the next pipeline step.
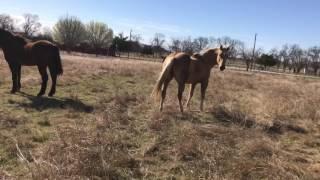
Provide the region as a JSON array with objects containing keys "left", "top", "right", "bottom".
[
  {"left": 10, "top": 89, "right": 17, "bottom": 94},
  {"left": 37, "top": 93, "right": 45, "bottom": 97},
  {"left": 48, "top": 90, "right": 55, "bottom": 97}
]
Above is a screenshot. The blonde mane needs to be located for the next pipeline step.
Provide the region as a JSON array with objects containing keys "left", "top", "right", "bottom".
[{"left": 200, "top": 48, "right": 221, "bottom": 56}]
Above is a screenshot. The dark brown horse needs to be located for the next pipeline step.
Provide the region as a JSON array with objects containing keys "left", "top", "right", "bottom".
[
  {"left": 0, "top": 29, "right": 63, "bottom": 96},
  {"left": 152, "top": 45, "right": 230, "bottom": 112}
]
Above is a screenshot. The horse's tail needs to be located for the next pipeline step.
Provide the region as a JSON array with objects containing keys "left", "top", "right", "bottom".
[
  {"left": 151, "top": 57, "right": 174, "bottom": 99},
  {"left": 53, "top": 46, "right": 63, "bottom": 75}
]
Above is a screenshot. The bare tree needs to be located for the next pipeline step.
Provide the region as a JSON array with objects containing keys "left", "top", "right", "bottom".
[
  {"left": 37, "top": 27, "right": 53, "bottom": 41},
  {"left": 255, "top": 48, "right": 264, "bottom": 57},
  {"left": 307, "top": 46, "right": 320, "bottom": 75},
  {"left": 86, "top": 21, "right": 113, "bottom": 55},
  {"left": 129, "top": 33, "right": 143, "bottom": 53},
  {"left": 131, "top": 33, "right": 142, "bottom": 43},
  {"left": 231, "top": 40, "right": 245, "bottom": 59},
  {"left": 216, "top": 36, "right": 236, "bottom": 46},
  {"left": 239, "top": 44, "right": 253, "bottom": 71},
  {"left": 112, "top": 32, "right": 129, "bottom": 52},
  {"left": 181, "top": 37, "right": 195, "bottom": 55},
  {"left": 193, "top": 37, "right": 209, "bottom": 52},
  {"left": 0, "top": 14, "right": 15, "bottom": 31},
  {"left": 22, "top": 13, "right": 41, "bottom": 37},
  {"left": 152, "top": 33, "right": 165, "bottom": 57},
  {"left": 251, "top": 47, "right": 264, "bottom": 70},
  {"left": 53, "top": 15, "right": 86, "bottom": 51},
  {"left": 215, "top": 36, "right": 243, "bottom": 59},
  {"left": 169, "top": 38, "right": 182, "bottom": 52},
  {"left": 152, "top": 33, "right": 165, "bottom": 48},
  {"left": 289, "top": 44, "right": 304, "bottom": 73},
  {"left": 208, "top": 36, "right": 216, "bottom": 45},
  {"left": 269, "top": 48, "right": 280, "bottom": 69},
  {"left": 279, "top": 45, "right": 290, "bottom": 72}
]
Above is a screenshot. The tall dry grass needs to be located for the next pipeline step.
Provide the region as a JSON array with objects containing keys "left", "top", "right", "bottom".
[{"left": 0, "top": 53, "right": 319, "bottom": 179}]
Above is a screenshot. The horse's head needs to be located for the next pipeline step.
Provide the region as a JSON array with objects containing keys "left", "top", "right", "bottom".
[
  {"left": 0, "top": 29, "right": 5, "bottom": 46},
  {"left": 217, "top": 45, "right": 230, "bottom": 71},
  {"left": 0, "top": 28, "right": 12, "bottom": 47}
]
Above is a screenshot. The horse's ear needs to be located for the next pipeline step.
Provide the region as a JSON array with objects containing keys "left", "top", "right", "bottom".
[
  {"left": 220, "top": 45, "right": 223, "bottom": 50},
  {"left": 226, "top": 46, "right": 231, "bottom": 51}
]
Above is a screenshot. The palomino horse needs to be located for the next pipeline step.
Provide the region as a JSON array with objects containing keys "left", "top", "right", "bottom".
[
  {"left": 152, "top": 45, "right": 230, "bottom": 112},
  {"left": 0, "top": 29, "right": 63, "bottom": 96}
]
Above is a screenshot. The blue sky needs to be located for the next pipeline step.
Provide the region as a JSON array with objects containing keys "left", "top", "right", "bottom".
[{"left": 1, "top": 0, "right": 320, "bottom": 50}]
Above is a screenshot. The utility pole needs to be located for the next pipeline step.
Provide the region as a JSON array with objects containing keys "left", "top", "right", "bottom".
[
  {"left": 128, "top": 29, "right": 132, "bottom": 58},
  {"left": 251, "top": 33, "right": 257, "bottom": 70}
]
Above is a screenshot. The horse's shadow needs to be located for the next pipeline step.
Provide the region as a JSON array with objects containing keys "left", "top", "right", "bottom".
[{"left": 15, "top": 92, "right": 94, "bottom": 113}]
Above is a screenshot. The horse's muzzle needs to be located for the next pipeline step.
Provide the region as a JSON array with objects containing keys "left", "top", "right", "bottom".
[{"left": 220, "top": 66, "right": 225, "bottom": 71}]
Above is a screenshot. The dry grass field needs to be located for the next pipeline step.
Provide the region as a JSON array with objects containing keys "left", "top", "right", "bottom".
[{"left": 0, "top": 53, "right": 319, "bottom": 179}]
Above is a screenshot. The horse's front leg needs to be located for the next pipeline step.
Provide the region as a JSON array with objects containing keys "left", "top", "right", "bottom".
[
  {"left": 9, "top": 63, "right": 19, "bottom": 94},
  {"left": 17, "top": 64, "right": 21, "bottom": 91},
  {"left": 200, "top": 80, "right": 208, "bottom": 112}
]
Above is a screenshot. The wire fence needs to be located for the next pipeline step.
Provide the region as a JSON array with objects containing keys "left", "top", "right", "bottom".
[{"left": 116, "top": 52, "right": 320, "bottom": 79}]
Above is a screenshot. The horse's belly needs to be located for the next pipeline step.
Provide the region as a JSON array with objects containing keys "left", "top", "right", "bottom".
[
  {"left": 186, "top": 77, "right": 202, "bottom": 84},
  {"left": 21, "top": 63, "right": 36, "bottom": 66},
  {"left": 21, "top": 61, "right": 37, "bottom": 66},
  {"left": 21, "top": 56, "right": 38, "bottom": 66},
  {"left": 186, "top": 71, "right": 207, "bottom": 83}
]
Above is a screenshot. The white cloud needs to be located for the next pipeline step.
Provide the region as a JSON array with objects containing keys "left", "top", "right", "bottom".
[
  {"left": 11, "top": 14, "right": 24, "bottom": 26},
  {"left": 8, "top": 13, "right": 55, "bottom": 33}
]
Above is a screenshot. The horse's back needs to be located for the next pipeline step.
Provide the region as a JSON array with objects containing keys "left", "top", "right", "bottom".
[
  {"left": 174, "top": 52, "right": 190, "bottom": 61},
  {"left": 162, "top": 52, "right": 190, "bottom": 82},
  {"left": 22, "top": 40, "right": 58, "bottom": 66},
  {"left": 163, "top": 52, "right": 189, "bottom": 64},
  {"left": 26, "top": 40, "right": 56, "bottom": 50},
  {"left": 162, "top": 52, "right": 189, "bottom": 70}
]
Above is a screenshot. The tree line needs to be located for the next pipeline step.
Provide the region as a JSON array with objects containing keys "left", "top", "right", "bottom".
[
  {"left": 0, "top": 13, "right": 319, "bottom": 75},
  {"left": 0, "top": 14, "right": 114, "bottom": 56}
]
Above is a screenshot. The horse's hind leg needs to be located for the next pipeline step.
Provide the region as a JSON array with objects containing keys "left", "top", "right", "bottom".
[
  {"left": 185, "top": 83, "right": 196, "bottom": 109},
  {"left": 159, "top": 77, "right": 172, "bottom": 111},
  {"left": 177, "top": 83, "right": 185, "bottom": 113},
  {"left": 37, "top": 65, "right": 48, "bottom": 97},
  {"left": 48, "top": 65, "right": 57, "bottom": 97}
]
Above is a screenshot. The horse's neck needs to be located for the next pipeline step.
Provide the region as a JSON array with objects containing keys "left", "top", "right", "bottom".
[
  {"left": 1, "top": 36, "right": 27, "bottom": 60},
  {"left": 3, "top": 36, "right": 26, "bottom": 51},
  {"left": 189, "top": 55, "right": 211, "bottom": 72},
  {"left": 13, "top": 36, "right": 28, "bottom": 47},
  {"left": 202, "top": 51, "right": 218, "bottom": 68},
  {"left": 1, "top": 44, "right": 12, "bottom": 55}
]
